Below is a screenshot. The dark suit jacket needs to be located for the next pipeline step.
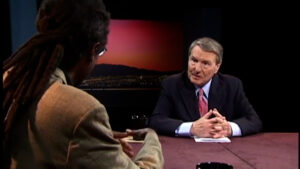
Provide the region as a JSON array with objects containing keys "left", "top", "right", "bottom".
[{"left": 149, "top": 71, "right": 262, "bottom": 136}]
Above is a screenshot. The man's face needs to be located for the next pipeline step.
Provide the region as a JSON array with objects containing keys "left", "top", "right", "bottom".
[
  {"left": 73, "top": 46, "right": 106, "bottom": 86},
  {"left": 187, "top": 45, "right": 220, "bottom": 87}
]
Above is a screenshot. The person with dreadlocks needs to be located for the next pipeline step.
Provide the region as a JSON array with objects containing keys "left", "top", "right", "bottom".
[{"left": 3, "top": 0, "right": 164, "bottom": 168}]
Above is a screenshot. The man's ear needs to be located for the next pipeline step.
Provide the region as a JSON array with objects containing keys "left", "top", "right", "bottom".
[{"left": 214, "top": 62, "right": 221, "bottom": 73}]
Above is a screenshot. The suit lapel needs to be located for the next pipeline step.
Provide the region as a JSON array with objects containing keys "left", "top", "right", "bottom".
[
  {"left": 208, "top": 74, "right": 224, "bottom": 110},
  {"left": 179, "top": 73, "right": 200, "bottom": 120}
]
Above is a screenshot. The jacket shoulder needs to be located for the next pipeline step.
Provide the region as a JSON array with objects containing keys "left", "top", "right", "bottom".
[
  {"left": 38, "top": 82, "right": 105, "bottom": 123},
  {"left": 215, "top": 73, "right": 242, "bottom": 86},
  {"left": 162, "top": 72, "right": 184, "bottom": 86},
  {"left": 46, "top": 82, "right": 100, "bottom": 106}
]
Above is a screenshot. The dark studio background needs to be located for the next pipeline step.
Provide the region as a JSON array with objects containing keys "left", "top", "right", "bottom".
[{"left": 4, "top": 0, "right": 299, "bottom": 132}]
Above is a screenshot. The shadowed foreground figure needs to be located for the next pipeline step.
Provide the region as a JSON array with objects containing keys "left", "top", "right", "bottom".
[{"left": 3, "top": 0, "right": 163, "bottom": 168}]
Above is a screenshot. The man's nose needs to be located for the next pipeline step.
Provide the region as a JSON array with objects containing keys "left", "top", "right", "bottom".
[{"left": 194, "top": 63, "right": 202, "bottom": 72}]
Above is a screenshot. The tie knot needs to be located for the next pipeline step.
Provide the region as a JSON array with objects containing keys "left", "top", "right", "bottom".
[{"left": 198, "top": 88, "right": 205, "bottom": 98}]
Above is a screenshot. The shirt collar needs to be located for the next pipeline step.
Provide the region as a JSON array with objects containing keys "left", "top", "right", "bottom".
[
  {"left": 51, "top": 68, "right": 68, "bottom": 85},
  {"left": 195, "top": 79, "right": 212, "bottom": 99}
]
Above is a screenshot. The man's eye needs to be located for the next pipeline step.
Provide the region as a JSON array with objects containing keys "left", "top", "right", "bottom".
[{"left": 203, "top": 61, "right": 210, "bottom": 65}]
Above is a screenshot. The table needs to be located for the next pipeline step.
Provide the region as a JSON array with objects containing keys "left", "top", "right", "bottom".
[{"left": 132, "top": 133, "right": 298, "bottom": 169}]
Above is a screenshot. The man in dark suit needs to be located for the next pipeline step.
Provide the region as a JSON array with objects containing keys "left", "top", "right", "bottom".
[{"left": 149, "top": 37, "right": 262, "bottom": 138}]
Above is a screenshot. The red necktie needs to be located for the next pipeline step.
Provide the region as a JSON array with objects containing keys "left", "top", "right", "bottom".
[{"left": 198, "top": 88, "right": 208, "bottom": 117}]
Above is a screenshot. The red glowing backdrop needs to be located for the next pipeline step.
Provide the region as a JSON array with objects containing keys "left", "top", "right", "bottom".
[{"left": 97, "top": 19, "right": 184, "bottom": 72}]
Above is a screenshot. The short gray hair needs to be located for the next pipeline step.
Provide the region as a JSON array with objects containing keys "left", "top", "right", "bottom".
[{"left": 188, "top": 37, "right": 223, "bottom": 64}]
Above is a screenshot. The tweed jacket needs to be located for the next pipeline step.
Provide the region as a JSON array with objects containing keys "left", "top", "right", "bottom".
[
  {"left": 149, "top": 71, "right": 262, "bottom": 136},
  {"left": 7, "top": 68, "right": 164, "bottom": 169}
]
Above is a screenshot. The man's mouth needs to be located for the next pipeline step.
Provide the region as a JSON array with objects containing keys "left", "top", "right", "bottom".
[{"left": 191, "top": 73, "right": 201, "bottom": 79}]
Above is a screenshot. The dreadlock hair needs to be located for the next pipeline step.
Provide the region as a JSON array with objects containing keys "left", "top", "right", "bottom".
[{"left": 3, "top": 0, "right": 110, "bottom": 166}]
